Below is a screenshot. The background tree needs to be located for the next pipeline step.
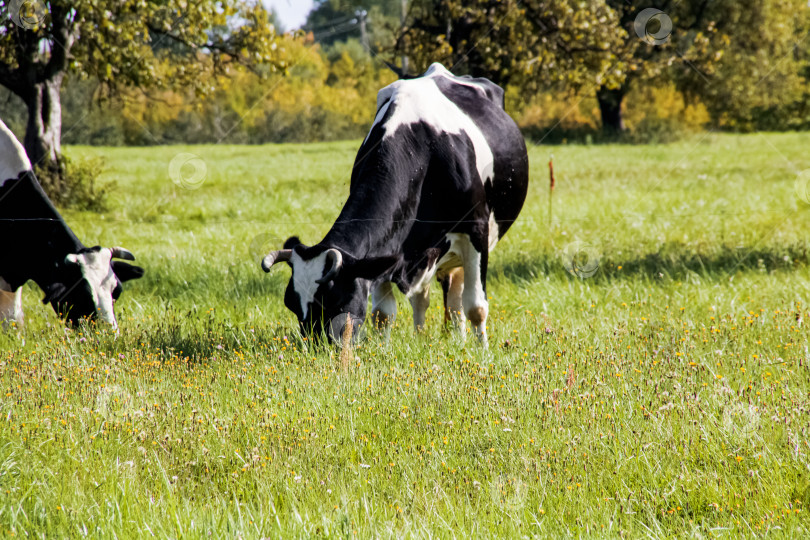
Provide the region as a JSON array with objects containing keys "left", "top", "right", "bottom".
[
  {"left": 0, "top": 0, "right": 287, "bottom": 194},
  {"left": 394, "top": 1, "right": 624, "bottom": 94},
  {"left": 304, "top": 0, "right": 401, "bottom": 48},
  {"left": 394, "top": 0, "right": 810, "bottom": 135},
  {"left": 596, "top": 0, "right": 810, "bottom": 134},
  {"left": 674, "top": 0, "right": 810, "bottom": 131}
]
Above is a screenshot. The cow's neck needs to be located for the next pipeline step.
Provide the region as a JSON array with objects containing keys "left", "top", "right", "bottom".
[
  {"left": 0, "top": 172, "right": 85, "bottom": 290},
  {"left": 322, "top": 143, "right": 427, "bottom": 257}
]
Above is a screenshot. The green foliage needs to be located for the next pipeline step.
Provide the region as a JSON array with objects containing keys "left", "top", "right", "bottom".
[
  {"left": 397, "top": 0, "right": 624, "bottom": 89},
  {"left": 0, "top": 39, "right": 397, "bottom": 146},
  {"left": 34, "top": 154, "right": 112, "bottom": 211},
  {"left": 0, "top": 0, "right": 289, "bottom": 98},
  {"left": 0, "top": 0, "right": 291, "bottom": 205},
  {"left": 1, "top": 135, "right": 810, "bottom": 536},
  {"left": 394, "top": 0, "right": 810, "bottom": 133},
  {"left": 305, "top": 0, "right": 401, "bottom": 46},
  {"left": 687, "top": 0, "right": 810, "bottom": 131}
]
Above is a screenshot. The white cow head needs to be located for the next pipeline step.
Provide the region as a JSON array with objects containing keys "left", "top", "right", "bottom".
[
  {"left": 261, "top": 237, "right": 399, "bottom": 342},
  {"left": 44, "top": 246, "right": 144, "bottom": 329}
]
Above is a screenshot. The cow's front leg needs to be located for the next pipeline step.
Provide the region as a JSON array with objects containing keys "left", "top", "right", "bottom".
[
  {"left": 370, "top": 281, "right": 397, "bottom": 340},
  {"left": 0, "top": 279, "right": 23, "bottom": 329},
  {"left": 459, "top": 238, "right": 489, "bottom": 347},
  {"left": 409, "top": 283, "right": 431, "bottom": 333}
]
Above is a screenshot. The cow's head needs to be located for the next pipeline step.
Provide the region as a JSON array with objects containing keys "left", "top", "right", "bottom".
[
  {"left": 43, "top": 246, "right": 144, "bottom": 329},
  {"left": 262, "top": 237, "right": 398, "bottom": 342}
]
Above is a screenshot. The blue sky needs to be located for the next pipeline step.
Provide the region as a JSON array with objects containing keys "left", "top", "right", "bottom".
[{"left": 264, "top": 0, "right": 315, "bottom": 30}]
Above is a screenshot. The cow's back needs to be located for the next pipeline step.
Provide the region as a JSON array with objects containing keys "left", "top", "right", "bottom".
[
  {"left": 429, "top": 71, "right": 529, "bottom": 242},
  {"left": 365, "top": 64, "right": 528, "bottom": 248}
]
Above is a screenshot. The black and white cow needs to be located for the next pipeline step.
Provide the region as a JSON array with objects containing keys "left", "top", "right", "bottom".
[
  {"left": 0, "top": 119, "right": 144, "bottom": 329},
  {"left": 262, "top": 63, "right": 528, "bottom": 346}
]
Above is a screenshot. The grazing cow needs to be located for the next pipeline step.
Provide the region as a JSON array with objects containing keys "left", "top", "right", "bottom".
[
  {"left": 0, "top": 119, "right": 144, "bottom": 329},
  {"left": 262, "top": 63, "right": 528, "bottom": 346}
]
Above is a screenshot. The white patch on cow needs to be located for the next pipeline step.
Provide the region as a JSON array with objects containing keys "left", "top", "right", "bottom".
[
  {"left": 371, "top": 281, "right": 397, "bottom": 339},
  {"left": 423, "top": 63, "right": 494, "bottom": 97},
  {"left": 488, "top": 213, "right": 500, "bottom": 252},
  {"left": 362, "top": 99, "right": 393, "bottom": 146},
  {"left": 66, "top": 248, "right": 119, "bottom": 328},
  {"left": 369, "top": 63, "right": 495, "bottom": 184},
  {"left": 405, "top": 261, "right": 436, "bottom": 332},
  {"left": 437, "top": 233, "right": 465, "bottom": 274},
  {"left": 0, "top": 277, "right": 23, "bottom": 327},
  {"left": 409, "top": 285, "right": 431, "bottom": 331},
  {"left": 437, "top": 232, "right": 489, "bottom": 345},
  {"left": 0, "top": 119, "right": 32, "bottom": 185},
  {"left": 405, "top": 260, "right": 437, "bottom": 300},
  {"left": 290, "top": 250, "right": 330, "bottom": 319}
]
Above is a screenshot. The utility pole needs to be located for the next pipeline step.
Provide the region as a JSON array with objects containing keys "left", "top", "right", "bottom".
[
  {"left": 401, "top": 0, "right": 409, "bottom": 76},
  {"left": 356, "top": 9, "right": 369, "bottom": 51}
]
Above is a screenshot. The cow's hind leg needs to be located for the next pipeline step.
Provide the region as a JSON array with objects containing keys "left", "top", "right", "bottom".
[
  {"left": 441, "top": 268, "right": 466, "bottom": 338},
  {"left": 371, "top": 282, "right": 397, "bottom": 340},
  {"left": 458, "top": 238, "right": 489, "bottom": 347},
  {"left": 0, "top": 279, "right": 23, "bottom": 330}
]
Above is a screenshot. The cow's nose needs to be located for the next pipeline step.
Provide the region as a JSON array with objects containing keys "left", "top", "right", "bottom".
[{"left": 328, "top": 314, "right": 364, "bottom": 345}]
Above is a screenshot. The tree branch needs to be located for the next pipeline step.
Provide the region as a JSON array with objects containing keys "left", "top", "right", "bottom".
[{"left": 44, "top": 4, "right": 75, "bottom": 81}]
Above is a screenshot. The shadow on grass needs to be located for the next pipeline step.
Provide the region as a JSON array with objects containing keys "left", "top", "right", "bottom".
[
  {"left": 93, "top": 307, "right": 296, "bottom": 361},
  {"left": 492, "top": 243, "right": 810, "bottom": 284}
]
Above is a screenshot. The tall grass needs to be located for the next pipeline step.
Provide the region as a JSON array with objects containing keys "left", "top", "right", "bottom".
[{"left": 1, "top": 133, "right": 809, "bottom": 537}]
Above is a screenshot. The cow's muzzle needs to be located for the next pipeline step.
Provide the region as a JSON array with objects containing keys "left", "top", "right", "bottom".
[{"left": 327, "top": 313, "right": 365, "bottom": 345}]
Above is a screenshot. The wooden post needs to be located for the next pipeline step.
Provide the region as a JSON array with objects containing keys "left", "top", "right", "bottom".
[
  {"left": 357, "top": 9, "right": 369, "bottom": 51},
  {"left": 548, "top": 154, "right": 555, "bottom": 227},
  {"left": 401, "top": 0, "right": 409, "bottom": 76}
]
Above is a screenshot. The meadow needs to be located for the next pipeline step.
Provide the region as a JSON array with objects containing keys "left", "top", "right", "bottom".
[{"left": 1, "top": 132, "right": 810, "bottom": 537}]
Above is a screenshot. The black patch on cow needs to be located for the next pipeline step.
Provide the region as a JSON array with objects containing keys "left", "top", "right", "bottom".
[
  {"left": 0, "top": 169, "right": 143, "bottom": 326},
  {"left": 284, "top": 236, "right": 302, "bottom": 250},
  {"left": 112, "top": 261, "right": 145, "bottom": 282},
  {"left": 275, "top": 64, "right": 529, "bottom": 340}
]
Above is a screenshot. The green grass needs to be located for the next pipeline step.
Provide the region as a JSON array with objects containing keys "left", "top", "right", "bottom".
[{"left": 2, "top": 133, "right": 810, "bottom": 537}]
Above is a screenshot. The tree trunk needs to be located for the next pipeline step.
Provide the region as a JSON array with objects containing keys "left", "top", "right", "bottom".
[
  {"left": 23, "top": 75, "right": 65, "bottom": 193},
  {"left": 597, "top": 85, "right": 626, "bottom": 135}
]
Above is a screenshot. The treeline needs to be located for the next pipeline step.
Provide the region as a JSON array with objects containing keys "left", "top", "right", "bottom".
[
  {"left": 2, "top": 0, "right": 809, "bottom": 149},
  {"left": 0, "top": 37, "right": 395, "bottom": 146}
]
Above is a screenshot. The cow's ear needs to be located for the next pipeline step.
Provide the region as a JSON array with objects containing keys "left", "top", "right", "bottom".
[
  {"left": 351, "top": 255, "right": 401, "bottom": 280},
  {"left": 284, "top": 236, "right": 303, "bottom": 250},
  {"left": 112, "top": 261, "right": 145, "bottom": 283},
  {"left": 42, "top": 283, "right": 66, "bottom": 305},
  {"left": 65, "top": 254, "right": 80, "bottom": 264}
]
